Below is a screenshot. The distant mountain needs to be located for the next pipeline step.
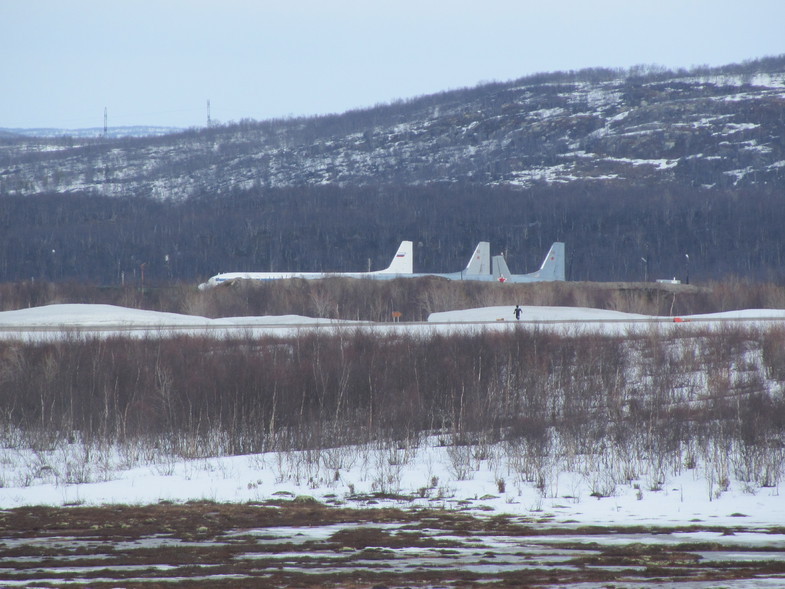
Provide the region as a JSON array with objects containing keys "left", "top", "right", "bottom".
[
  {"left": 2, "top": 56, "right": 784, "bottom": 200},
  {"left": 0, "top": 126, "right": 183, "bottom": 139}
]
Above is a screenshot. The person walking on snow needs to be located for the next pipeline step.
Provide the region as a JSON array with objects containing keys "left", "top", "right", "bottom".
[{"left": 514, "top": 305, "right": 522, "bottom": 320}]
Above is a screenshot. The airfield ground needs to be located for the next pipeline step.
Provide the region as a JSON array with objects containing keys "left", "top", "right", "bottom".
[{"left": 3, "top": 499, "right": 785, "bottom": 587}]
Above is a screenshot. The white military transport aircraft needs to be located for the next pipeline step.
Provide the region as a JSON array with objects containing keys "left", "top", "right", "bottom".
[{"left": 198, "top": 241, "right": 413, "bottom": 289}]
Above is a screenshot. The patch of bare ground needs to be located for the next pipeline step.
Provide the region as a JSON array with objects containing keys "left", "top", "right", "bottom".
[{"left": 2, "top": 500, "right": 785, "bottom": 587}]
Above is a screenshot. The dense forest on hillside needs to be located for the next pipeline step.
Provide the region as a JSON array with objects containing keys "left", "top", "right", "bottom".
[{"left": 1, "top": 182, "right": 783, "bottom": 285}]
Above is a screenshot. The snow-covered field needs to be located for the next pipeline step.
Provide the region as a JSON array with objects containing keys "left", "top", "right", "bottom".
[
  {"left": 1, "top": 303, "right": 784, "bottom": 531},
  {"left": 2, "top": 432, "right": 783, "bottom": 529}
]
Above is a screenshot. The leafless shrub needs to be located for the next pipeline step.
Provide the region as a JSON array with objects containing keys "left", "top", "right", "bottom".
[
  {"left": 447, "top": 444, "right": 474, "bottom": 481},
  {"left": 761, "top": 326, "right": 785, "bottom": 381},
  {"left": 588, "top": 471, "right": 618, "bottom": 499}
]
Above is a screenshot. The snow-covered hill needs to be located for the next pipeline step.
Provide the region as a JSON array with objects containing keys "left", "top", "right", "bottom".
[{"left": 2, "top": 59, "right": 784, "bottom": 199}]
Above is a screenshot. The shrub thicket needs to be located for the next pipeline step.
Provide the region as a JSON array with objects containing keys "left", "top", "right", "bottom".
[{"left": 2, "top": 326, "right": 783, "bottom": 487}]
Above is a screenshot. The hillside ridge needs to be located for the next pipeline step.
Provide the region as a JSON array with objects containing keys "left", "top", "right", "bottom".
[{"left": 2, "top": 57, "right": 784, "bottom": 199}]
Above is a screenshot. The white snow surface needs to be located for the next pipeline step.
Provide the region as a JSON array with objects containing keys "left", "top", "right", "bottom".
[
  {"left": 429, "top": 305, "right": 651, "bottom": 322},
  {"left": 0, "top": 303, "right": 324, "bottom": 327},
  {"left": 2, "top": 302, "right": 785, "bottom": 529},
  {"left": 4, "top": 303, "right": 785, "bottom": 341}
]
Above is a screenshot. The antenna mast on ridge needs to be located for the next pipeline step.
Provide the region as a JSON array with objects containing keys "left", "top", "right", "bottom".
[
  {"left": 103, "top": 107, "right": 108, "bottom": 137},
  {"left": 206, "top": 99, "right": 211, "bottom": 127}
]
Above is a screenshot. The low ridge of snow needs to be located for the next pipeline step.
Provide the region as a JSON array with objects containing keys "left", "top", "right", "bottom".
[
  {"left": 0, "top": 303, "right": 327, "bottom": 328},
  {"left": 0, "top": 303, "right": 211, "bottom": 326},
  {"left": 429, "top": 305, "right": 652, "bottom": 322}
]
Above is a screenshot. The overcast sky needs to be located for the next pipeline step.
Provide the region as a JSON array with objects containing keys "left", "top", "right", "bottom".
[{"left": 3, "top": 0, "right": 784, "bottom": 130}]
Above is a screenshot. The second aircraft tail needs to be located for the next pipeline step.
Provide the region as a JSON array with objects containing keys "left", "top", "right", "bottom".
[
  {"left": 464, "top": 242, "right": 491, "bottom": 275},
  {"left": 536, "top": 242, "right": 566, "bottom": 281}
]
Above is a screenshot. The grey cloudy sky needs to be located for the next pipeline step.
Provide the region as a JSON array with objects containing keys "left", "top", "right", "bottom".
[{"left": 3, "top": 0, "right": 784, "bottom": 129}]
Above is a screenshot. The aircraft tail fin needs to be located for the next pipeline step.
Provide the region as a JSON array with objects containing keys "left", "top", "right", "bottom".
[
  {"left": 492, "top": 255, "right": 511, "bottom": 282},
  {"left": 377, "top": 241, "right": 413, "bottom": 274},
  {"left": 464, "top": 242, "right": 491, "bottom": 275},
  {"left": 536, "top": 242, "right": 566, "bottom": 281}
]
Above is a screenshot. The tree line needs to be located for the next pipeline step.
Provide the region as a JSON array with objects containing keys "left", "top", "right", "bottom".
[{"left": 1, "top": 182, "right": 784, "bottom": 286}]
